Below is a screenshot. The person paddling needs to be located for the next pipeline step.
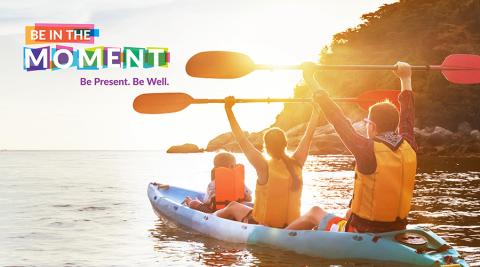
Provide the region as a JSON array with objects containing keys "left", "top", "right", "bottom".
[
  {"left": 214, "top": 96, "right": 320, "bottom": 228},
  {"left": 286, "top": 62, "right": 417, "bottom": 233}
]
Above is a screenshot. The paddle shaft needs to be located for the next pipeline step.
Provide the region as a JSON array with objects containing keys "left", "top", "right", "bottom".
[
  {"left": 254, "top": 64, "right": 467, "bottom": 71},
  {"left": 192, "top": 97, "right": 375, "bottom": 104},
  {"left": 132, "top": 90, "right": 401, "bottom": 114}
]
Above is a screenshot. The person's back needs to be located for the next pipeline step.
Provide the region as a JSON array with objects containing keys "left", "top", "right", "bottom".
[
  {"left": 211, "top": 163, "right": 247, "bottom": 210},
  {"left": 286, "top": 62, "right": 417, "bottom": 233},
  {"left": 213, "top": 97, "right": 320, "bottom": 228},
  {"left": 352, "top": 140, "right": 416, "bottom": 222},
  {"left": 184, "top": 152, "right": 252, "bottom": 213},
  {"left": 253, "top": 155, "right": 302, "bottom": 228},
  {"left": 349, "top": 100, "right": 417, "bottom": 232}
]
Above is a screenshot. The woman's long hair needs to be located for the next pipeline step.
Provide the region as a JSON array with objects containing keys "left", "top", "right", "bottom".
[{"left": 263, "top": 128, "right": 301, "bottom": 191}]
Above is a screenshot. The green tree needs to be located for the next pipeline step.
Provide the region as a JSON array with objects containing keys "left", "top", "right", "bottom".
[{"left": 274, "top": 0, "right": 480, "bottom": 131}]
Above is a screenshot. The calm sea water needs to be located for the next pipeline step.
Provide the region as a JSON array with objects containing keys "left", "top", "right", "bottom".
[{"left": 0, "top": 151, "right": 479, "bottom": 266}]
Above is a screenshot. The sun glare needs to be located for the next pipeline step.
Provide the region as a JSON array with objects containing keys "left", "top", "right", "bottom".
[{"left": 248, "top": 46, "right": 320, "bottom": 67}]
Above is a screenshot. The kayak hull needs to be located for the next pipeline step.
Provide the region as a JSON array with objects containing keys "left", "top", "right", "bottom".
[{"left": 147, "top": 183, "right": 469, "bottom": 266}]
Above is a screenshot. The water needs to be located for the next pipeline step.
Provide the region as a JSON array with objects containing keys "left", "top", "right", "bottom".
[{"left": 0, "top": 151, "right": 478, "bottom": 266}]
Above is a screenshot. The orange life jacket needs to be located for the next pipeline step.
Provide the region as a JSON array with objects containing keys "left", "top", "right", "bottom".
[{"left": 213, "top": 164, "right": 245, "bottom": 210}]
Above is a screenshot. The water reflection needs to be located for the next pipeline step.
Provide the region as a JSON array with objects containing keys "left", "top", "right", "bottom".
[{"left": 150, "top": 219, "right": 253, "bottom": 266}]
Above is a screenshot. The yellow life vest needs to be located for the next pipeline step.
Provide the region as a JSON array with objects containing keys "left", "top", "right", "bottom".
[
  {"left": 213, "top": 164, "right": 245, "bottom": 210},
  {"left": 351, "top": 140, "right": 417, "bottom": 222},
  {"left": 252, "top": 157, "right": 302, "bottom": 228}
]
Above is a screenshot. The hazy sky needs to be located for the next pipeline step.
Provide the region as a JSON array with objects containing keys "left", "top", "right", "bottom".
[{"left": 0, "top": 0, "right": 396, "bottom": 150}]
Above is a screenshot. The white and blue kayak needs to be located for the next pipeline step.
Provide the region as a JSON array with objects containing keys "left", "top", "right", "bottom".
[{"left": 147, "top": 183, "right": 469, "bottom": 267}]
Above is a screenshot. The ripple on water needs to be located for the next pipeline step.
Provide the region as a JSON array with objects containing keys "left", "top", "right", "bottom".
[
  {"left": 51, "top": 204, "right": 73, "bottom": 208},
  {"left": 77, "top": 206, "right": 109, "bottom": 212}
]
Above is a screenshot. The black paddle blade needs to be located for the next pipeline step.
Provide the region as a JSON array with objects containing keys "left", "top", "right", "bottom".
[
  {"left": 133, "top": 93, "right": 193, "bottom": 114},
  {"left": 186, "top": 51, "right": 255, "bottom": 79}
]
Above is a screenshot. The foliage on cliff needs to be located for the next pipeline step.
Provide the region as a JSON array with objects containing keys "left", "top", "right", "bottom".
[{"left": 273, "top": 0, "right": 480, "bottom": 131}]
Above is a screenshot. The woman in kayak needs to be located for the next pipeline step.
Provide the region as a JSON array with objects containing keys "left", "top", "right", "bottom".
[
  {"left": 214, "top": 95, "right": 320, "bottom": 228},
  {"left": 184, "top": 152, "right": 253, "bottom": 213}
]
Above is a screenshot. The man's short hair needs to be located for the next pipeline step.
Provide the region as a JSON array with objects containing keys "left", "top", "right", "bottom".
[{"left": 368, "top": 100, "right": 399, "bottom": 133}]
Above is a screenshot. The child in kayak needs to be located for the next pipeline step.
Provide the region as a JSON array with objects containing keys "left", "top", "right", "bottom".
[
  {"left": 184, "top": 152, "right": 253, "bottom": 213},
  {"left": 286, "top": 62, "right": 417, "bottom": 233},
  {"left": 213, "top": 96, "right": 320, "bottom": 228}
]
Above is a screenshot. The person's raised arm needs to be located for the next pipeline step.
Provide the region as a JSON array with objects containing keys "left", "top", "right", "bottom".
[
  {"left": 224, "top": 96, "right": 268, "bottom": 183},
  {"left": 394, "top": 62, "right": 417, "bottom": 150},
  {"left": 395, "top": 62, "right": 412, "bottom": 92},
  {"left": 292, "top": 105, "right": 320, "bottom": 167},
  {"left": 304, "top": 63, "right": 376, "bottom": 174},
  {"left": 302, "top": 63, "right": 369, "bottom": 157}
]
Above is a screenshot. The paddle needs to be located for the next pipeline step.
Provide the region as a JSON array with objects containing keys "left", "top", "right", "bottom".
[
  {"left": 133, "top": 90, "right": 400, "bottom": 114},
  {"left": 186, "top": 51, "right": 480, "bottom": 84}
]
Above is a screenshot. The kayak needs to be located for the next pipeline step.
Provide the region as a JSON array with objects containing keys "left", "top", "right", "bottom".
[{"left": 147, "top": 182, "right": 469, "bottom": 267}]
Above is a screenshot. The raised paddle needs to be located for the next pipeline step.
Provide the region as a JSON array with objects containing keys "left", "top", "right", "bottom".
[
  {"left": 186, "top": 51, "right": 480, "bottom": 84},
  {"left": 133, "top": 90, "right": 400, "bottom": 114}
]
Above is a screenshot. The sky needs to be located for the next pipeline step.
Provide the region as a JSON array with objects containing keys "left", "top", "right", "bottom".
[{"left": 0, "top": 0, "right": 397, "bottom": 150}]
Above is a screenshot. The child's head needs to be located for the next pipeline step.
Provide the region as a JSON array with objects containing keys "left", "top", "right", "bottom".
[
  {"left": 366, "top": 100, "right": 399, "bottom": 138},
  {"left": 213, "top": 152, "right": 236, "bottom": 169}
]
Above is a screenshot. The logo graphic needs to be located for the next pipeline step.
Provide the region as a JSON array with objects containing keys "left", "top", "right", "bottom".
[{"left": 23, "top": 23, "right": 170, "bottom": 71}]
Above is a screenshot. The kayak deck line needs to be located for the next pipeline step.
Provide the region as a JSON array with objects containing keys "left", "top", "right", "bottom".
[{"left": 147, "top": 183, "right": 469, "bottom": 267}]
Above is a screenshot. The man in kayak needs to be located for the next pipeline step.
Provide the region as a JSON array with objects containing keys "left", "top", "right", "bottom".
[
  {"left": 184, "top": 152, "right": 253, "bottom": 213},
  {"left": 213, "top": 96, "right": 320, "bottom": 228},
  {"left": 286, "top": 62, "right": 417, "bottom": 233}
]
